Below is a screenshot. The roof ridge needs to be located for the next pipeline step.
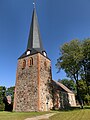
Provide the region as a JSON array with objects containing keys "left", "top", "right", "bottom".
[{"left": 52, "top": 80, "right": 73, "bottom": 93}]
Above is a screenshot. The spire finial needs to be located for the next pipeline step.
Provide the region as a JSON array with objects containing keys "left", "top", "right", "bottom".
[{"left": 33, "top": 0, "right": 36, "bottom": 8}]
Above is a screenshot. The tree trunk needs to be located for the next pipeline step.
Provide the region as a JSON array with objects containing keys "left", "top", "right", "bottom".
[
  {"left": 74, "top": 73, "right": 83, "bottom": 109},
  {"left": 76, "top": 80, "right": 83, "bottom": 109}
]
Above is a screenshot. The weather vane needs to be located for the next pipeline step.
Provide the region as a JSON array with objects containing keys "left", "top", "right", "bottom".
[{"left": 33, "top": 0, "right": 36, "bottom": 8}]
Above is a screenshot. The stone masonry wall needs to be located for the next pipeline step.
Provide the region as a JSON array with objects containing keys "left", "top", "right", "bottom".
[
  {"left": 39, "top": 54, "right": 52, "bottom": 111},
  {"left": 13, "top": 54, "right": 39, "bottom": 111},
  {"left": 13, "top": 53, "right": 52, "bottom": 111},
  {"left": 13, "top": 52, "right": 76, "bottom": 111}
]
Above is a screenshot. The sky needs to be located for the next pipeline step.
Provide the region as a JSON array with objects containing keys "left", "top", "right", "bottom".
[{"left": 0, "top": 0, "right": 90, "bottom": 88}]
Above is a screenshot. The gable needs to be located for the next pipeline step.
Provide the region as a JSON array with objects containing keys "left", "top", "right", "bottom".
[{"left": 52, "top": 80, "right": 74, "bottom": 94}]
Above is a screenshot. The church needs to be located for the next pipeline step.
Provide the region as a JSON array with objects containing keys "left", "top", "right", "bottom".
[{"left": 13, "top": 6, "right": 76, "bottom": 112}]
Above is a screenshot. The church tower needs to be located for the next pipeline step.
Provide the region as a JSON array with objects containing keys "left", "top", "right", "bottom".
[{"left": 13, "top": 7, "right": 52, "bottom": 111}]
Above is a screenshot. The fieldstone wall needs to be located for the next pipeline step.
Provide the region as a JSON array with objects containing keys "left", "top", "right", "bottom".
[
  {"left": 13, "top": 53, "right": 52, "bottom": 112},
  {"left": 39, "top": 54, "right": 52, "bottom": 111},
  {"left": 13, "top": 52, "right": 76, "bottom": 112},
  {"left": 60, "top": 91, "right": 70, "bottom": 109},
  {"left": 13, "top": 54, "right": 39, "bottom": 111}
]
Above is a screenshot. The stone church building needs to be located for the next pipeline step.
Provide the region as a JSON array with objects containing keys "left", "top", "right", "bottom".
[{"left": 13, "top": 7, "right": 76, "bottom": 112}]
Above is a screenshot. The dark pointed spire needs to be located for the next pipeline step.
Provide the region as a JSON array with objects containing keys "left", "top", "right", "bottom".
[
  {"left": 27, "top": 8, "right": 44, "bottom": 52},
  {"left": 19, "top": 7, "right": 47, "bottom": 59}
]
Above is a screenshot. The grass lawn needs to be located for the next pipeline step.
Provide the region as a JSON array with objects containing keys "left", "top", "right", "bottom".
[
  {"left": 48, "top": 108, "right": 90, "bottom": 120},
  {"left": 0, "top": 111, "right": 49, "bottom": 120},
  {"left": 0, "top": 108, "right": 90, "bottom": 120}
]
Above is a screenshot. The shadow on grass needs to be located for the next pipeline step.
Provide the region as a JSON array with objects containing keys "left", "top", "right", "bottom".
[
  {"left": 84, "top": 106, "right": 90, "bottom": 109},
  {"left": 51, "top": 106, "right": 90, "bottom": 112},
  {"left": 51, "top": 106, "right": 83, "bottom": 112},
  {"left": 60, "top": 107, "right": 81, "bottom": 112}
]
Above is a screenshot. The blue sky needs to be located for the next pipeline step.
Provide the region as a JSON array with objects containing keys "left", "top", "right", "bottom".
[{"left": 0, "top": 0, "right": 90, "bottom": 87}]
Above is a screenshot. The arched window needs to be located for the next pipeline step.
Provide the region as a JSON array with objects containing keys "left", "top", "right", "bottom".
[
  {"left": 22, "top": 59, "right": 26, "bottom": 69},
  {"left": 44, "top": 61, "right": 47, "bottom": 67},
  {"left": 28, "top": 57, "right": 33, "bottom": 67},
  {"left": 44, "top": 60, "right": 47, "bottom": 70}
]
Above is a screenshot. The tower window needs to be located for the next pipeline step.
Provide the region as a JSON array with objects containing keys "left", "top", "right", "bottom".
[
  {"left": 44, "top": 61, "right": 47, "bottom": 69},
  {"left": 22, "top": 60, "right": 26, "bottom": 69},
  {"left": 28, "top": 57, "right": 33, "bottom": 67},
  {"left": 42, "top": 51, "right": 47, "bottom": 57},
  {"left": 26, "top": 50, "right": 30, "bottom": 55}
]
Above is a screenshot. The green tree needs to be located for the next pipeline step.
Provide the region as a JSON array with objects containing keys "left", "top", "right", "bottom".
[
  {"left": 56, "top": 40, "right": 84, "bottom": 107},
  {"left": 0, "top": 86, "right": 6, "bottom": 111},
  {"left": 81, "top": 39, "right": 90, "bottom": 95},
  {"left": 0, "top": 86, "right": 15, "bottom": 111},
  {"left": 6, "top": 86, "right": 15, "bottom": 103},
  {"left": 78, "top": 80, "right": 87, "bottom": 104},
  {"left": 58, "top": 79, "right": 76, "bottom": 92},
  {"left": 56, "top": 38, "right": 90, "bottom": 107}
]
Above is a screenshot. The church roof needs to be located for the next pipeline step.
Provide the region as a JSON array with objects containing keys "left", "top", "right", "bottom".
[
  {"left": 19, "top": 8, "right": 45, "bottom": 59},
  {"left": 27, "top": 8, "right": 44, "bottom": 52},
  {"left": 52, "top": 80, "right": 73, "bottom": 93}
]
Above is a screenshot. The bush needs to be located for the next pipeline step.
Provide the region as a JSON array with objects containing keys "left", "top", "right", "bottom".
[
  {"left": 0, "top": 103, "right": 5, "bottom": 111},
  {"left": 84, "top": 94, "right": 90, "bottom": 105}
]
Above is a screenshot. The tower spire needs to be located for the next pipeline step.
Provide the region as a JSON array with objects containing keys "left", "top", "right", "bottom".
[
  {"left": 19, "top": 3, "right": 46, "bottom": 59},
  {"left": 27, "top": 7, "right": 44, "bottom": 52}
]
